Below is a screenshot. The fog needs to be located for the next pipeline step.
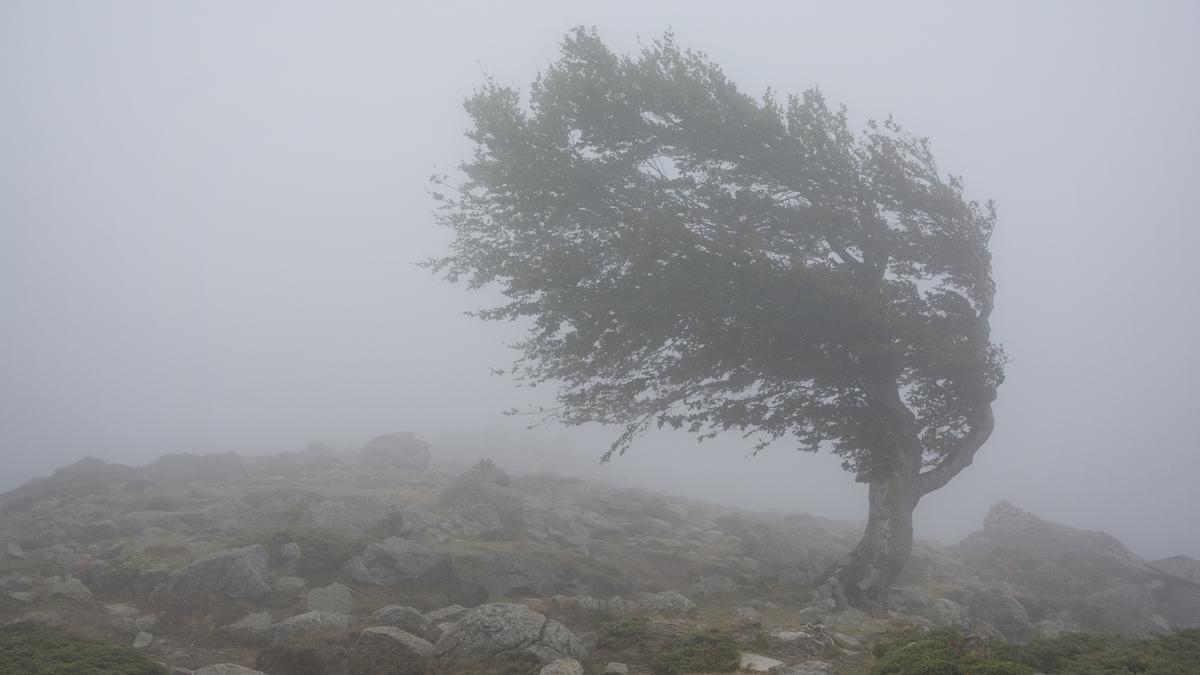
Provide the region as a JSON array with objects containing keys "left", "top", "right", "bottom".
[{"left": 2, "top": 1, "right": 1197, "bottom": 560}]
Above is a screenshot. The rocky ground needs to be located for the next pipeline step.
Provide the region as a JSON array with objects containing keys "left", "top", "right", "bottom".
[{"left": 1, "top": 435, "right": 1198, "bottom": 674}]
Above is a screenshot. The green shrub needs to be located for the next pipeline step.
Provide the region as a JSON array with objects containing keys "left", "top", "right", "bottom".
[
  {"left": 650, "top": 629, "right": 741, "bottom": 674},
  {"left": 233, "top": 528, "right": 363, "bottom": 575},
  {"left": 597, "top": 615, "right": 650, "bottom": 647},
  {"left": 0, "top": 627, "right": 168, "bottom": 674},
  {"left": 994, "top": 629, "right": 1200, "bottom": 674},
  {"left": 871, "top": 629, "right": 1200, "bottom": 675},
  {"left": 870, "top": 630, "right": 1032, "bottom": 675}
]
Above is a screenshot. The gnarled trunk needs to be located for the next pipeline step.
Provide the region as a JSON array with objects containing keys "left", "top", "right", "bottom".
[{"left": 831, "top": 470, "right": 921, "bottom": 610}]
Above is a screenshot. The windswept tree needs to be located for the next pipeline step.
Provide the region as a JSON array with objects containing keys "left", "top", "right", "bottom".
[{"left": 429, "top": 29, "right": 1004, "bottom": 608}]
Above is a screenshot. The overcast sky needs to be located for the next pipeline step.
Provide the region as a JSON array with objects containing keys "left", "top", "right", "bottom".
[{"left": 2, "top": 1, "right": 1197, "bottom": 559}]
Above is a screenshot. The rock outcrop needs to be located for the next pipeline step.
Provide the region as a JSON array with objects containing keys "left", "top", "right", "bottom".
[
  {"left": 343, "top": 538, "right": 453, "bottom": 587},
  {"left": 360, "top": 432, "right": 432, "bottom": 471},
  {"left": 440, "top": 459, "right": 524, "bottom": 527},
  {"left": 171, "top": 545, "right": 271, "bottom": 601},
  {"left": 434, "top": 603, "right": 586, "bottom": 665}
]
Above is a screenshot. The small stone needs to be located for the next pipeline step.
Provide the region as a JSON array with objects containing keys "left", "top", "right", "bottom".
[
  {"left": 6, "top": 542, "right": 25, "bottom": 559},
  {"left": 768, "top": 661, "right": 836, "bottom": 675},
  {"left": 603, "top": 664, "right": 630, "bottom": 675},
  {"left": 741, "top": 652, "right": 785, "bottom": 672},
  {"left": 540, "top": 658, "right": 584, "bottom": 675},
  {"left": 132, "top": 631, "right": 153, "bottom": 649}
]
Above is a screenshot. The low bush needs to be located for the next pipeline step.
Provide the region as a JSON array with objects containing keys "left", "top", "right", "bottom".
[
  {"left": 870, "top": 630, "right": 1032, "bottom": 675},
  {"left": 233, "top": 528, "right": 363, "bottom": 575},
  {"left": 0, "top": 626, "right": 168, "bottom": 674},
  {"left": 871, "top": 628, "right": 1200, "bottom": 675},
  {"left": 994, "top": 628, "right": 1200, "bottom": 674},
  {"left": 649, "top": 629, "right": 740, "bottom": 674},
  {"left": 597, "top": 616, "right": 650, "bottom": 647}
]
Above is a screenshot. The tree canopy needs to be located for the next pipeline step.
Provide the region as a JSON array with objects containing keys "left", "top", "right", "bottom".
[{"left": 430, "top": 28, "right": 1004, "bottom": 490}]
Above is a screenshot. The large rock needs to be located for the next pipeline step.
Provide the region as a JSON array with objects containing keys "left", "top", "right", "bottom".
[
  {"left": 440, "top": 459, "right": 524, "bottom": 528},
  {"left": 371, "top": 605, "right": 429, "bottom": 637},
  {"left": 271, "top": 610, "right": 351, "bottom": 645},
  {"left": 632, "top": 591, "right": 697, "bottom": 616},
  {"left": 301, "top": 496, "right": 406, "bottom": 536},
  {"left": 216, "top": 612, "right": 274, "bottom": 646},
  {"left": 172, "top": 545, "right": 271, "bottom": 600},
  {"left": 955, "top": 501, "right": 1151, "bottom": 595},
  {"left": 42, "top": 576, "right": 93, "bottom": 603},
  {"left": 361, "top": 432, "right": 432, "bottom": 471},
  {"left": 352, "top": 626, "right": 435, "bottom": 675},
  {"left": 967, "top": 588, "right": 1033, "bottom": 642},
  {"left": 306, "top": 582, "right": 352, "bottom": 614},
  {"left": 434, "top": 603, "right": 586, "bottom": 665},
  {"left": 743, "top": 515, "right": 857, "bottom": 584},
  {"left": 343, "top": 537, "right": 453, "bottom": 586},
  {"left": 921, "top": 598, "right": 972, "bottom": 630}
]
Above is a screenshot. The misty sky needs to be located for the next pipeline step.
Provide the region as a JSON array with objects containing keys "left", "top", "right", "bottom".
[{"left": 2, "top": 1, "right": 1197, "bottom": 560}]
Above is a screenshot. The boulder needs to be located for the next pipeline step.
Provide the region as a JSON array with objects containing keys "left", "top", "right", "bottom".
[
  {"left": 434, "top": 603, "right": 586, "bottom": 665},
  {"left": 42, "top": 576, "right": 93, "bottom": 603},
  {"left": 217, "top": 612, "right": 274, "bottom": 646},
  {"left": 371, "top": 605, "right": 429, "bottom": 638},
  {"left": 172, "top": 545, "right": 271, "bottom": 600},
  {"left": 745, "top": 515, "right": 855, "bottom": 584},
  {"left": 632, "top": 591, "right": 697, "bottom": 616},
  {"left": 360, "top": 432, "right": 432, "bottom": 471},
  {"left": 271, "top": 610, "right": 351, "bottom": 645},
  {"left": 921, "top": 598, "right": 972, "bottom": 630},
  {"left": 955, "top": 501, "right": 1152, "bottom": 597},
  {"left": 306, "top": 582, "right": 352, "bottom": 614},
  {"left": 351, "top": 626, "right": 435, "bottom": 675},
  {"left": 689, "top": 574, "right": 739, "bottom": 597},
  {"left": 301, "top": 496, "right": 407, "bottom": 536},
  {"left": 440, "top": 459, "right": 524, "bottom": 527},
  {"left": 967, "top": 588, "right": 1032, "bottom": 642},
  {"left": 343, "top": 538, "right": 453, "bottom": 586}
]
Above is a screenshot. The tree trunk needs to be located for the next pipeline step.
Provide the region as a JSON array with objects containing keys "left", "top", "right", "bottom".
[{"left": 831, "top": 470, "right": 921, "bottom": 610}]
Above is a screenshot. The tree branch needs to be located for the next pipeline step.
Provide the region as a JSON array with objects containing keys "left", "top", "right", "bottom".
[{"left": 917, "top": 404, "right": 995, "bottom": 495}]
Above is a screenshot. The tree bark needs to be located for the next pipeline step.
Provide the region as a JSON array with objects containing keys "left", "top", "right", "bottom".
[{"left": 831, "top": 469, "right": 921, "bottom": 610}]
